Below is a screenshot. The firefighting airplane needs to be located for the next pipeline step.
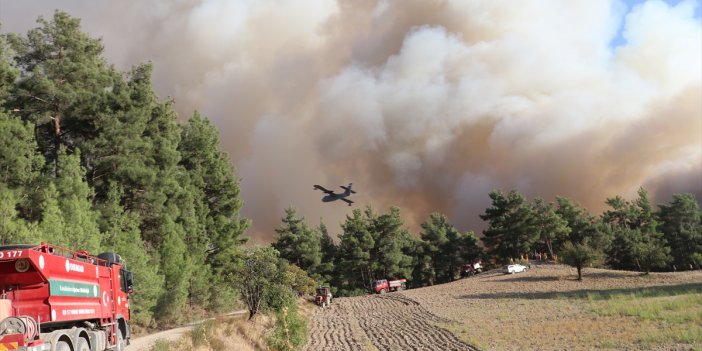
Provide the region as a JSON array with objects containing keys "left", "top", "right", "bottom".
[{"left": 314, "top": 183, "right": 356, "bottom": 206}]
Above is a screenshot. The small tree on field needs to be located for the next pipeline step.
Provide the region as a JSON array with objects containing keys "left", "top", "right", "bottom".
[
  {"left": 234, "top": 246, "right": 280, "bottom": 320},
  {"left": 560, "top": 242, "right": 601, "bottom": 281},
  {"left": 556, "top": 197, "right": 608, "bottom": 280}
]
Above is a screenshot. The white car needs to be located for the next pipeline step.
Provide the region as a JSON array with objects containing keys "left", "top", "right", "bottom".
[{"left": 503, "top": 264, "right": 528, "bottom": 274}]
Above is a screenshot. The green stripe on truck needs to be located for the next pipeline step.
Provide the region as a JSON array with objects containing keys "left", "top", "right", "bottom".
[{"left": 48, "top": 279, "right": 100, "bottom": 298}]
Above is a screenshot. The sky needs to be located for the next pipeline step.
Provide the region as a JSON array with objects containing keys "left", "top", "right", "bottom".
[{"left": 0, "top": 0, "right": 700, "bottom": 242}]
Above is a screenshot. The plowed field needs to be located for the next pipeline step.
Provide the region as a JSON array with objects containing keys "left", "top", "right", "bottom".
[
  {"left": 303, "top": 264, "right": 702, "bottom": 351},
  {"left": 304, "top": 293, "right": 477, "bottom": 351}
]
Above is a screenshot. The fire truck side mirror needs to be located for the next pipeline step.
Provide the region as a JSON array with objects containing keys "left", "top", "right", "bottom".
[{"left": 125, "top": 271, "right": 134, "bottom": 294}]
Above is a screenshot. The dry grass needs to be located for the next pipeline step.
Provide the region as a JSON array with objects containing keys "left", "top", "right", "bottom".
[
  {"left": 403, "top": 264, "right": 702, "bottom": 351},
  {"left": 151, "top": 298, "right": 313, "bottom": 351},
  {"left": 149, "top": 314, "right": 275, "bottom": 351}
]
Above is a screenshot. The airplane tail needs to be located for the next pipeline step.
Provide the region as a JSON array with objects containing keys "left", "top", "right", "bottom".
[{"left": 341, "top": 183, "right": 357, "bottom": 195}]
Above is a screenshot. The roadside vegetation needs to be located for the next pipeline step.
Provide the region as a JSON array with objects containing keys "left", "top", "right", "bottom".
[{"left": 148, "top": 298, "right": 315, "bottom": 351}]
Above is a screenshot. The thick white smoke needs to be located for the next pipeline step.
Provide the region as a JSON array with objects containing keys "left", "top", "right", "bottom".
[{"left": 1, "top": 0, "right": 700, "bottom": 241}]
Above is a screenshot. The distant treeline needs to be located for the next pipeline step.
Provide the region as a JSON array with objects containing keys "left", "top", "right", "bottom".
[{"left": 272, "top": 187, "right": 701, "bottom": 295}]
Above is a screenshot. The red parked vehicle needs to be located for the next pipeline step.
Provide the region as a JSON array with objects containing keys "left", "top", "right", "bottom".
[
  {"left": 371, "top": 278, "right": 407, "bottom": 294},
  {"left": 0, "top": 243, "right": 133, "bottom": 351}
]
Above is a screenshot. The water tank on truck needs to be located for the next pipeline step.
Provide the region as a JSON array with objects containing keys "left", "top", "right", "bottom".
[{"left": 0, "top": 243, "right": 134, "bottom": 351}]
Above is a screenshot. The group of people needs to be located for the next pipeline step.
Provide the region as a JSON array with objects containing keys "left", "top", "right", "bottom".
[{"left": 510, "top": 252, "right": 558, "bottom": 263}]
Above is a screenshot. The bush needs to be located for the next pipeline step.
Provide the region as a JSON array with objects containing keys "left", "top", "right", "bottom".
[
  {"left": 267, "top": 304, "right": 308, "bottom": 351},
  {"left": 265, "top": 284, "right": 296, "bottom": 313}
]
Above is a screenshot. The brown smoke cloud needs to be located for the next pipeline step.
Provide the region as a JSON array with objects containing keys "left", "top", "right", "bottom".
[{"left": 1, "top": 0, "right": 700, "bottom": 242}]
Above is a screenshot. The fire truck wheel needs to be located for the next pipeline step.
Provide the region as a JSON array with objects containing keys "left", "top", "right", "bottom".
[
  {"left": 55, "top": 341, "right": 71, "bottom": 351},
  {"left": 75, "top": 337, "right": 90, "bottom": 351},
  {"left": 380, "top": 288, "right": 386, "bottom": 294}
]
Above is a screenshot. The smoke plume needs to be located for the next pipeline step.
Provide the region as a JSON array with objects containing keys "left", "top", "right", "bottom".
[{"left": 1, "top": 0, "right": 700, "bottom": 241}]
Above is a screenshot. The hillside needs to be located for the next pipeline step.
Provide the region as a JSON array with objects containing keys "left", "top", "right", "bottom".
[{"left": 304, "top": 264, "right": 702, "bottom": 351}]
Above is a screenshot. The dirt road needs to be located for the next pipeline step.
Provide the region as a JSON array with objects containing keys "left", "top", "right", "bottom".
[
  {"left": 303, "top": 293, "right": 479, "bottom": 351},
  {"left": 125, "top": 326, "right": 193, "bottom": 351},
  {"left": 125, "top": 310, "right": 248, "bottom": 351}
]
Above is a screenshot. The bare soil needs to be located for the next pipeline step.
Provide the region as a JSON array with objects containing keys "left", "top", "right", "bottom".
[
  {"left": 303, "top": 264, "right": 702, "bottom": 351},
  {"left": 303, "top": 292, "right": 477, "bottom": 351}
]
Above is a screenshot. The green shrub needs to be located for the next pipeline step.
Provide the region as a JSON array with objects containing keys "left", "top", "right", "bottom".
[
  {"left": 265, "top": 283, "right": 296, "bottom": 313},
  {"left": 267, "top": 303, "right": 308, "bottom": 351}
]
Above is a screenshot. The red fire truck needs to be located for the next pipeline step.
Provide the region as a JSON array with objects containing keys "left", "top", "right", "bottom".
[
  {"left": 371, "top": 278, "right": 407, "bottom": 294},
  {"left": 0, "top": 243, "right": 133, "bottom": 351}
]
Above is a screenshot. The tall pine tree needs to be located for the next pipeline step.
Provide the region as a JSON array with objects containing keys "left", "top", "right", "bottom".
[
  {"left": 480, "top": 190, "right": 538, "bottom": 262},
  {"left": 658, "top": 193, "right": 702, "bottom": 270},
  {"left": 272, "top": 207, "right": 322, "bottom": 275}
]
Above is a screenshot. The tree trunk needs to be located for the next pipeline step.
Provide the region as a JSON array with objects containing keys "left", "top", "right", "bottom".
[
  {"left": 576, "top": 266, "right": 582, "bottom": 281},
  {"left": 51, "top": 115, "right": 62, "bottom": 177},
  {"left": 546, "top": 239, "right": 554, "bottom": 260}
]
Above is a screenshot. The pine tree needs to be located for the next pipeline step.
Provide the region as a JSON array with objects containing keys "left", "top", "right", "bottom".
[
  {"left": 8, "top": 11, "right": 118, "bottom": 175},
  {"left": 420, "top": 213, "right": 450, "bottom": 283},
  {"left": 555, "top": 197, "right": 608, "bottom": 279},
  {"left": 316, "top": 219, "right": 338, "bottom": 286},
  {"left": 52, "top": 148, "right": 101, "bottom": 252},
  {"left": 156, "top": 216, "right": 192, "bottom": 326},
  {"left": 37, "top": 148, "right": 100, "bottom": 252},
  {"left": 0, "top": 112, "right": 44, "bottom": 224},
  {"left": 98, "top": 184, "right": 163, "bottom": 326},
  {"left": 338, "top": 209, "right": 375, "bottom": 293},
  {"left": 0, "top": 33, "right": 19, "bottom": 106},
  {"left": 272, "top": 207, "right": 322, "bottom": 275},
  {"left": 0, "top": 113, "right": 44, "bottom": 189},
  {"left": 0, "top": 185, "right": 36, "bottom": 244},
  {"left": 658, "top": 193, "right": 702, "bottom": 270},
  {"left": 369, "top": 207, "right": 413, "bottom": 281},
  {"left": 420, "top": 212, "right": 481, "bottom": 283},
  {"left": 602, "top": 188, "right": 671, "bottom": 272},
  {"left": 480, "top": 190, "right": 539, "bottom": 262},
  {"left": 37, "top": 182, "right": 62, "bottom": 245},
  {"left": 178, "top": 112, "right": 249, "bottom": 268},
  {"left": 532, "top": 198, "right": 569, "bottom": 259}
]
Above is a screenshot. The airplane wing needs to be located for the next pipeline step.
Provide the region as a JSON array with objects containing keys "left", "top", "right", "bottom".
[
  {"left": 314, "top": 185, "right": 334, "bottom": 194},
  {"left": 340, "top": 198, "right": 354, "bottom": 206}
]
